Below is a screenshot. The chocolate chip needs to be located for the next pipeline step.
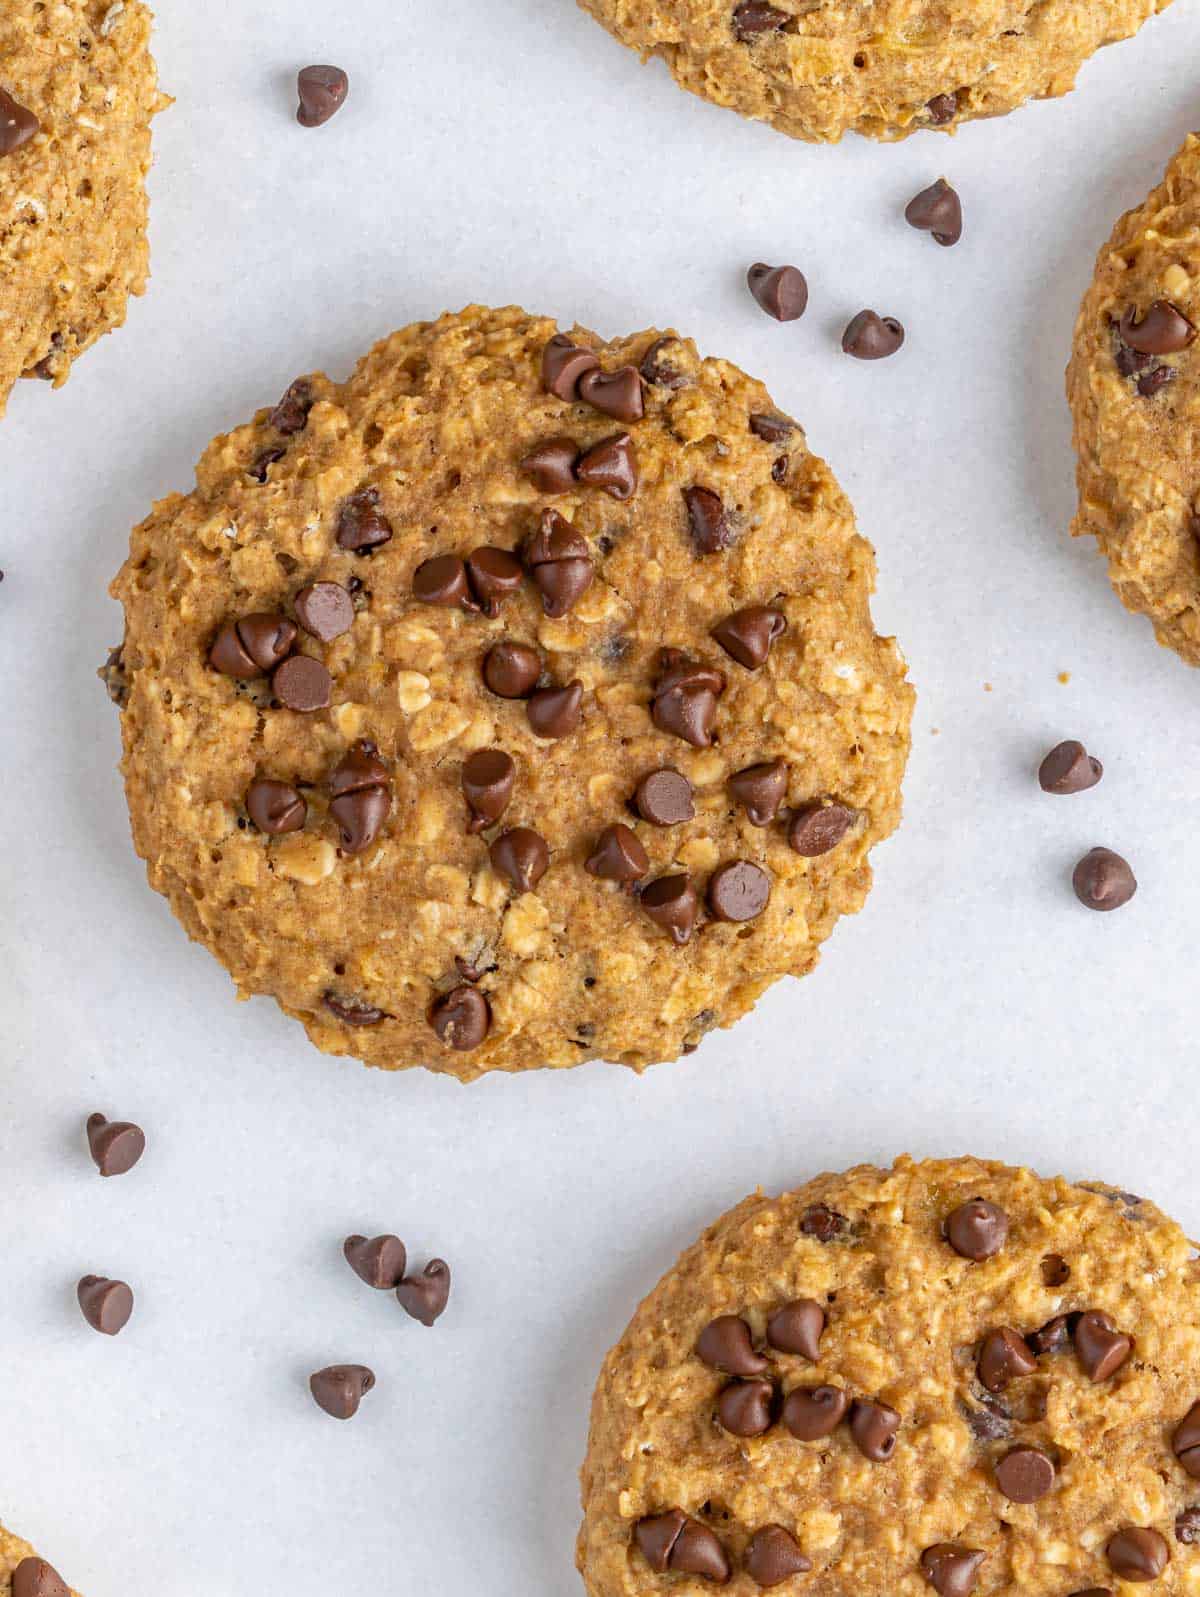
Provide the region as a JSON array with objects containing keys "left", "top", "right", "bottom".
[
  {"left": 652, "top": 650, "right": 725, "bottom": 747},
  {"left": 0, "top": 88, "right": 40, "bottom": 156},
  {"left": 12, "top": 1560, "right": 68, "bottom": 1597},
  {"left": 635, "top": 768, "right": 694, "bottom": 826},
  {"left": 944, "top": 1197, "right": 1008, "bottom": 1260},
  {"left": 483, "top": 641, "right": 542, "bottom": 698},
  {"left": 542, "top": 334, "right": 599, "bottom": 400},
  {"left": 329, "top": 741, "right": 391, "bottom": 854},
  {"left": 269, "top": 378, "right": 313, "bottom": 435},
  {"left": 766, "top": 1298, "right": 824, "bottom": 1360},
  {"left": 716, "top": 1378, "right": 774, "bottom": 1437},
  {"left": 586, "top": 824, "right": 649, "bottom": 886},
  {"left": 977, "top": 1327, "right": 1036, "bottom": 1393},
  {"left": 466, "top": 546, "right": 523, "bottom": 616},
  {"left": 1106, "top": 1527, "right": 1169, "bottom": 1582},
  {"left": 1173, "top": 1401, "right": 1200, "bottom": 1477},
  {"left": 578, "top": 365, "right": 645, "bottom": 423},
  {"left": 728, "top": 761, "right": 787, "bottom": 827},
  {"left": 1041, "top": 1252, "right": 1070, "bottom": 1286},
  {"left": 412, "top": 554, "right": 476, "bottom": 609},
  {"left": 771, "top": 455, "right": 788, "bottom": 484},
  {"left": 1119, "top": 300, "right": 1196, "bottom": 355},
  {"left": 430, "top": 985, "right": 490, "bottom": 1050},
  {"left": 343, "top": 1234, "right": 407, "bottom": 1290},
  {"left": 521, "top": 437, "right": 579, "bottom": 493},
  {"left": 1039, "top": 739, "right": 1102, "bottom": 794},
  {"left": 295, "top": 62, "right": 349, "bottom": 126},
  {"left": 462, "top": 748, "right": 516, "bottom": 833},
  {"left": 396, "top": 1259, "right": 451, "bottom": 1325},
  {"left": 1072, "top": 848, "right": 1136, "bottom": 911},
  {"left": 1116, "top": 343, "right": 1154, "bottom": 377},
  {"left": 309, "top": 1364, "right": 374, "bottom": 1419},
  {"left": 920, "top": 1544, "right": 985, "bottom": 1597},
  {"left": 248, "top": 447, "right": 284, "bottom": 482},
  {"left": 640, "top": 338, "right": 688, "bottom": 389},
  {"left": 575, "top": 433, "right": 638, "bottom": 499},
  {"left": 781, "top": 1384, "right": 849, "bottom": 1440},
  {"left": 960, "top": 1393, "right": 1011, "bottom": 1443},
  {"left": 926, "top": 93, "right": 959, "bottom": 124},
  {"left": 210, "top": 613, "right": 297, "bottom": 677},
  {"left": 99, "top": 644, "right": 128, "bottom": 707},
  {"left": 849, "top": 1398, "right": 900, "bottom": 1460},
  {"left": 800, "top": 1204, "right": 846, "bottom": 1241},
  {"left": 272, "top": 653, "right": 332, "bottom": 713},
  {"left": 746, "top": 263, "right": 809, "bottom": 322},
  {"left": 1138, "top": 365, "right": 1175, "bottom": 398},
  {"left": 670, "top": 1523, "right": 730, "bottom": 1583},
  {"left": 683, "top": 486, "right": 733, "bottom": 554},
  {"left": 749, "top": 412, "right": 795, "bottom": 444},
  {"left": 1073, "top": 1310, "right": 1132, "bottom": 1382},
  {"left": 489, "top": 827, "right": 550, "bottom": 893},
  {"left": 294, "top": 581, "right": 354, "bottom": 642},
  {"left": 1029, "top": 1314, "right": 1074, "bottom": 1355},
  {"left": 640, "top": 875, "right": 699, "bottom": 944},
  {"left": 1069, "top": 1590, "right": 1114, "bottom": 1597},
  {"left": 744, "top": 1526, "right": 811, "bottom": 1588},
  {"left": 733, "top": 0, "right": 788, "bottom": 37},
  {"left": 1176, "top": 1507, "right": 1200, "bottom": 1544},
  {"left": 526, "top": 679, "right": 583, "bottom": 738},
  {"left": 905, "top": 178, "right": 963, "bottom": 246},
  {"left": 696, "top": 1314, "right": 768, "bottom": 1376},
  {"left": 324, "top": 992, "right": 388, "bottom": 1026},
  {"left": 995, "top": 1445, "right": 1055, "bottom": 1502},
  {"left": 635, "top": 1511, "right": 688, "bottom": 1573},
  {"left": 526, "top": 510, "right": 593, "bottom": 617},
  {"left": 336, "top": 489, "right": 393, "bottom": 553},
  {"left": 712, "top": 604, "right": 786, "bottom": 669},
  {"left": 86, "top": 1114, "right": 145, "bottom": 1178},
  {"left": 77, "top": 1275, "right": 133, "bottom": 1335},
  {"left": 788, "top": 801, "right": 854, "bottom": 857},
  {"left": 707, "top": 860, "right": 771, "bottom": 922},
  {"left": 843, "top": 311, "right": 905, "bottom": 360}
]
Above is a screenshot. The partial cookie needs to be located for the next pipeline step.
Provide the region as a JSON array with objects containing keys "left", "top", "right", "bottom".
[
  {"left": 109, "top": 305, "right": 912, "bottom": 1081},
  {"left": 0, "top": 1, "right": 163, "bottom": 418},
  {"left": 577, "top": 0, "right": 1173, "bottom": 144},
  {"left": 1068, "top": 134, "right": 1200, "bottom": 666},
  {"left": 1, "top": 1521, "right": 81, "bottom": 1596},
  {"left": 578, "top": 1154, "right": 1200, "bottom": 1596}
]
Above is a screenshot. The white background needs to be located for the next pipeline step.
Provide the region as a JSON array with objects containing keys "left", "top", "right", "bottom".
[{"left": 3, "top": 2, "right": 1200, "bottom": 1592}]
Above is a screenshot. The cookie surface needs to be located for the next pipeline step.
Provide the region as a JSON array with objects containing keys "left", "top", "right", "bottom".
[
  {"left": 578, "top": 1154, "right": 1200, "bottom": 1595},
  {"left": 1068, "top": 134, "right": 1200, "bottom": 666},
  {"left": 578, "top": 0, "right": 1172, "bottom": 143},
  {"left": 0, "top": 1521, "right": 81, "bottom": 1596},
  {"left": 0, "top": 0, "right": 162, "bottom": 418},
  {"left": 109, "top": 305, "right": 911, "bottom": 1082}
]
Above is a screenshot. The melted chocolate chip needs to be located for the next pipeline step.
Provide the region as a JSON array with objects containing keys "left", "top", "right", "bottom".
[
  {"left": 541, "top": 334, "right": 599, "bottom": 400},
  {"left": 323, "top": 992, "right": 388, "bottom": 1027},
  {"left": 651, "top": 651, "right": 725, "bottom": 747},
  {"left": 526, "top": 510, "right": 593, "bottom": 617},
  {"left": 429, "top": 985, "right": 491, "bottom": 1050},
  {"left": 336, "top": 489, "right": 393, "bottom": 553},
  {"left": 683, "top": 486, "right": 733, "bottom": 554},
  {"left": 245, "top": 778, "right": 307, "bottom": 835},
  {"left": 1119, "top": 300, "right": 1196, "bottom": 355}
]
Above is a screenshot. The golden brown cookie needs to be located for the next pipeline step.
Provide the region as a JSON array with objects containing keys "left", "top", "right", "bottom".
[
  {"left": 0, "top": 1, "right": 164, "bottom": 419},
  {"left": 109, "top": 305, "right": 912, "bottom": 1081},
  {"left": 0, "top": 1522, "right": 81, "bottom": 1597},
  {"left": 577, "top": 0, "right": 1174, "bottom": 144},
  {"left": 1068, "top": 133, "right": 1200, "bottom": 666},
  {"left": 578, "top": 1154, "right": 1200, "bottom": 1596}
]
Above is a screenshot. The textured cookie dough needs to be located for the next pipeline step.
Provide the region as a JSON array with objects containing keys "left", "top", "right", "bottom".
[
  {"left": 0, "top": 0, "right": 163, "bottom": 419},
  {"left": 109, "top": 305, "right": 912, "bottom": 1081},
  {"left": 0, "top": 1522, "right": 80, "bottom": 1596},
  {"left": 1068, "top": 134, "right": 1200, "bottom": 667},
  {"left": 578, "top": 1155, "right": 1200, "bottom": 1596},
  {"left": 577, "top": 0, "right": 1174, "bottom": 144}
]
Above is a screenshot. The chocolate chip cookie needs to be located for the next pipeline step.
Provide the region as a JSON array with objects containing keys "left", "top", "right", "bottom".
[
  {"left": 0, "top": 1, "right": 163, "bottom": 418},
  {"left": 1, "top": 1523, "right": 80, "bottom": 1597},
  {"left": 577, "top": 0, "right": 1173, "bottom": 143},
  {"left": 109, "top": 305, "right": 912, "bottom": 1081},
  {"left": 1068, "top": 134, "right": 1200, "bottom": 667},
  {"left": 578, "top": 1155, "right": 1200, "bottom": 1595}
]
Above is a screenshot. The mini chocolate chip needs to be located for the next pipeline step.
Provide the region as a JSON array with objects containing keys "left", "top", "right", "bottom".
[
  {"left": 747, "top": 263, "right": 809, "bottom": 322},
  {"left": 707, "top": 860, "right": 771, "bottom": 922},
  {"left": 412, "top": 554, "right": 476, "bottom": 609},
  {"left": 430, "top": 985, "right": 491, "bottom": 1050},
  {"left": 683, "top": 486, "right": 733, "bottom": 553},
  {"left": 1029, "top": 1314, "right": 1075, "bottom": 1355},
  {"left": 329, "top": 741, "right": 391, "bottom": 853},
  {"left": 521, "top": 437, "right": 579, "bottom": 493},
  {"left": 977, "top": 1327, "right": 1037, "bottom": 1392},
  {"left": 800, "top": 1204, "right": 847, "bottom": 1241},
  {"left": 1173, "top": 1401, "right": 1200, "bottom": 1477},
  {"left": 1138, "top": 365, "right": 1175, "bottom": 397},
  {"left": 586, "top": 824, "right": 649, "bottom": 886},
  {"left": 1041, "top": 1252, "right": 1070, "bottom": 1286},
  {"left": 575, "top": 433, "right": 638, "bottom": 499},
  {"left": 86, "top": 1114, "right": 145, "bottom": 1178},
  {"left": 396, "top": 1259, "right": 451, "bottom": 1325},
  {"left": 246, "top": 772, "right": 308, "bottom": 831},
  {"left": 905, "top": 178, "right": 963, "bottom": 246},
  {"left": 766, "top": 1298, "right": 824, "bottom": 1360},
  {"left": 1039, "top": 739, "right": 1102, "bottom": 793},
  {"left": 635, "top": 768, "right": 695, "bottom": 826},
  {"left": 272, "top": 654, "right": 332, "bottom": 713},
  {"left": 309, "top": 1364, "right": 374, "bottom": 1419},
  {"left": 1176, "top": 1507, "right": 1200, "bottom": 1544},
  {"left": 526, "top": 680, "right": 583, "bottom": 738},
  {"left": 749, "top": 412, "right": 795, "bottom": 444},
  {"left": 578, "top": 365, "right": 645, "bottom": 422},
  {"left": 696, "top": 1314, "right": 768, "bottom": 1376},
  {"left": 944, "top": 1197, "right": 1009, "bottom": 1260},
  {"left": 744, "top": 1527, "right": 811, "bottom": 1588},
  {"left": 733, "top": 0, "right": 788, "bottom": 38},
  {"left": 1106, "top": 1527, "right": 1169, "bottom": 1582},
  {"left": 787, "top": 801, "right": 854, "bottom": 856},
  {"left": 323, "top": 992, "right": 388, "bottom": 1026},
  {"left": 1073, "top": 1310, "right": 1132, "bottom": 1382},
  {"left": 781, "top": 1384, "right": 849, "bottom": 1440},
  {"left": 248, "top": 447, "right": 284, "bottom": 482},
  {"left": 489, "top": 827, "right": 550, "bottom": 893},
  {"left": 995, "top": 1445, "right": 1055, "bottom": 1503},
  {"left": 526, "top": 509, "right": 593, "bottom": 616},
  {"left": 462, "top": 748, "right": 516, "bottom": 832},
  {"left": 269, "top": 378, "right": 313, "bottom": 435},
  {"left": 542, "top": 334, "right": 599, "bottom": 400},
  {"left": 12, "top": 1560, "right": 68, "bottom": 1597},
  {"left": 483, "top": 641, "right": 542, "bottom": 698},
  {"left": 210, "top": 613, "right": 297, "bottom": 677},
  {"left": 716, "top": 1378, "right": 774, "bottom": 1437},
  {"left": 843, "top": 310, "right": 905, "bottom": 360},
  {"left": 77, "top": 1275, "right": 133, "bottom": 1335},
  {"left": 920, "top": 1544, "right": 985, "bottom": 1597},
  {"left": 635, "top": 1511, "right": 687, "bottom": 1573},
  {"left": 343, "top": 1235, "right": 407, "bottom": 1290},
  {"left": 1073, "top": 848, "right": 1136, "bottom": 911},
  {"left": 336, "top": 489, "right": 393, "bottom": 553},
  {"left": 926, "top": 93, "right": 958, "bottom": 123},
  {"left": 849, "top": 1398, "right": 900, "bottom": 1461},
  {"left": 670, "top": 1523, "right": 730, "bottom": 1583},
  {"left": 294, "top": 581, "right": 354, "bottom": 642},
  {"left": 640, "top": 874, "right": 699, "bottom": 944},
  {"left": 466, "top": 546, "right": 524, "bottom": 615},
  {"left": 639, "top": 338, "right": 688, "bottom": 389},
  {"left": 652, "top": 650, "right": 725, "bottom": 747},
  {"left": 296, "top": 65, "right": 349, "bottom": 127},
  {"left": 728, "top": 761, "right": 788, "bottom": 826},
  {"left": 712, "top": 604, "right": 786, "bottom": 668},
  {"left": 771, "top": 455, "right": 788, "bottom": 484},
  {"left": 0, "top": 88, "right": 40, "bottom": 156},
  {"left": 1119, "top": 300, "right": 1196, "bottom": 355}
]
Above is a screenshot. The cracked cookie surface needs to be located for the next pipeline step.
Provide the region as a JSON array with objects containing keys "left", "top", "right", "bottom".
[
  {"left": 109, "top": 304, "right": 911, "bottom": 1082},
  {"left": 577, "top": 0, "right": 1173, "bottom": 143},
  {"left": 578, "top": 1154, "right": 1200, "bottom": 1596}
]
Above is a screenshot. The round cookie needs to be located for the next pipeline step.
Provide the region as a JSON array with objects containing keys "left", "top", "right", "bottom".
[
  {"left": 1068, "top": 133, "right": 1200, "bottom": 667},
  {"left": 578, "top": 1154, "right": 1200, "bottom": 1596},
  {"left": 108, "top": 305, "right": 912, "bottom": 1081},
  {"left": 0, "top": 1, "right": 163, "bottom": 419},
  {"left": 0, "top": 1522, "right": 81, "bottom": 1596},
  {"left": 577, "top": 0, "right": 1174, "bottom": 144}
]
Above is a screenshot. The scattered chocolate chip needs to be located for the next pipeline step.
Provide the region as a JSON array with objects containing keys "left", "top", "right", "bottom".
[
  {"left": 521, "top": 437, "right": 579, "bottom": 493},
  {"left": 1173, "top": 1401, "right": 1200, "bottom": 1477},
  {"left": 1029, "top": 1314, "right": 1074, "bottom": 1356},
  {"left": 1138, "top": 365, "right": 1176, "bottom": 398},
  {"left": 995, "top": 1445, "right": 1055, "bottom": 1503},
  {"left": 747, "top": 263, "right": 809, "bottom": 322},
  {"left": 323, "top": 992, "right": 388, "bottom": 1026},
  {"left": 1039, "top": 739, "right": 1102, "bottom": 794},
  {"left": 696, "top": 1315, "right": 768, "bottom": 1376},
  {"left": 843, "top": 311, "right": 905, "bottom": 360},
  {"left": 1072, "top": 847, "right": 1136, "bottom": 911},
  {"left": 329, "top": 740, "right": 391, "bottom": 854},
  {"left": 1116, "top": 343, "right": 1154, "bottom": 378},
  {"left": 728, "top": 761, "right": 787, "bottom": 826},
  {"left": 466, "top": 546, "right": 523, "bottom": 616},
  {"left": 745, "top": 1527, "right": 811, "bottom": 1588},
  {"left": 944, "top": 1197, "right": 1009, "bottom": 1260},
  {"left": 634, "top": 768, "right": 695, "bottom": 826},
  {"left": 787, "top": 801, "right": 854, "bottom": 856},
  {"left": 800, "top": 1204, "right": 847, "bottom": 1241},
  {"left": 1176, "top": 1507, "right": 1200, "bottom": 1544},
  {"left": 575, "top": 433, "right": 638, "bottom": 499},
  {"left": 920, "top": 1544, "right": 985, "bottom": 1597},
  {"left": 749, "top": 412, "right": 795, "bottom": 444},
  {"left": 771, "top": 455, "right": 788, "bottom": 484},
  {"left": 578, "top": 365, "right": 645, "bottom": 423},
  {"left": 396, "top": 1259, "right": 451, "bottom": 1325},
  {"left": 960, "top": 1393, "right": 1012, "bottom": 1444},
  {"left": 77, "top": 1275, "right": 133, "bottom": 1335},
  {"left": 12, "top": 1559, "right": 68, "bottom": 1597},
  {"left": 269, "top": 378, "right": 313, "bottom": 435},
  {"left": 683, "top": 486, "right": 733, "bottom": 554},
  {"left": 413, "top": 554, "right": 476, "bottom": 609},
  {"left": 1041, "top": 1252, "right": 1070, "bottom": 1286},
  {"left": 716, "top": 1378, "right": 774, "bottom": 1437},
  {"left": 0, "top": 88, "right": 40, "bottom": 157},
  {"left": 343, "top": 1235, "right": 407, "bottom": 1290},
  {"left": 86, "top": 1114, "right": 145, "bottom": 1178},
  {"left": 652, "top": 650, "right": 725, "bottom": 747},
  {"left": 1073, "top": 1310, "right": 1132, "bottom": 1382},
  {"left": 670, "top": 1523, "right": 730, "bottom": 1583},
  {"left": 542, "top": 334, "right": 600, "bottom": 400},
  {"left": 489, "top": 827, "right": 550, "bottom": 893},
  {"left": 849, "top": 1398, "right": 900, "bottom": 1461},
  {"left": 210, "top": 613, "right": 297, "bottom": 677},
  {"left": 1106, "top": 1527, "right": 1169, "bottom": 1582},
  {"left": 272, "top": 653, "right": 332, "bottom": 713},
  {"left": 483, "top": 640, "right": 542, "bottom": 698},
  {"left": 462, "top": 748, "right": 516, "bottom": 833},
  {"left": 295, "top": 65, "right": 348, "bottom": 129},
  {"left": 712, "top": 604, "right": 786, "bottom": 669},
  {"left": 1119, "top": 300, "right": 1196, "bottom": 356},
  {"left": 977, "top": 1327, "right": 1037, "bottom": 1393},
  {"left": 640, "top": 874, "right": 699, "bottom": 944},
  {"left": 99, "top": 644, "right": 128, "bottom": 707},
  {"left": 309, "top": 1364, "right": 374, "bottom": 1419},
  {"left": 526, "top": 510, "right": 593, "bottom": 617},
  {"left": 430, "top": 985, "right": 490, "bottom": 1050},
  {"left": 707, "top": 860, "right": 771, "bottom": 922},
  {"left": 925, "top": 93, "right": 958, "bottom": 124},
  {"left": 526, "top": 679, "right": 583, "bottom": 738},
  {"left": 635, "top": 1511, "right": 688, "bottom": 1573},
  {"left": 294, "top": 582, "right": 354, "bottom": 642},
  {"left": 586, "top": 824, "right": 649, "bottom": 886},
  {"left": 766, "top": 1298, "right": 824, "bottom": 1360},
  {"left": 248, "top": 447, "right": 284, "bottom": 483},
  {"left": 336, "top": 489, "right": 393, "bottom": 554},
  {"left": 733, "top": 0, "right": 788, "bottom": 38},
  {"left": 781, "top": 1384, "right": 849, "bottom": 1440},
  {"left": 905, "top": 178, "right": 963, "bottom": 246},
  {"left": 639, "top": 337, "right": 688, "bottom": 389}
]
